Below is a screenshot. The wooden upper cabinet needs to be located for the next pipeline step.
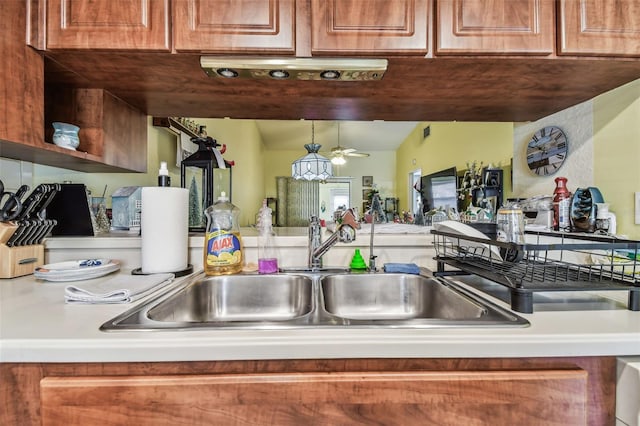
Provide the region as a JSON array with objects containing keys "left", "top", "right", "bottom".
[
  {"left": 558, "top": 0, "right": 640, "bottom": 57},
  {"left": 46, "top": 0, "right": 170, "bottom": 51},
  {"left": 311, "top": 0, "right": 430, "bottom": 55},
  {"left": 435, "top": 0, "right": 555, "bottom": 55},
  {"left": 173, "top": 0, "right": 295, "bottom": 53}
]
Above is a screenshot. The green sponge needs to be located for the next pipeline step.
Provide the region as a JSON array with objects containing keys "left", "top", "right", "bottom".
[{"left": 350, "top": 249, "right": 368, "bottom": 271}]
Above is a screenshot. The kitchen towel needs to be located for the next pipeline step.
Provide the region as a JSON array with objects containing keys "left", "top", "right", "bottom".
[
  {"left": 383, "top": 263, "right": 421, "bottom": 275},
  {"left": 141, "top": 187, "right": 189, "bottom": 274},
  {"left": 177, "top": 131, "right": 195, "bottom": 167},
  {"left": 65, "top": 273, "right": 174, "bottom": 304}
]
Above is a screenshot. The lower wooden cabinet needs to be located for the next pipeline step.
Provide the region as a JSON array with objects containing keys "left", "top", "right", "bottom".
[
  {"left": 40, "top": 369, "right": 587, "bottom": 425},
  {"left": 1, "top": 357, "right": 615, "bottom": 425}
]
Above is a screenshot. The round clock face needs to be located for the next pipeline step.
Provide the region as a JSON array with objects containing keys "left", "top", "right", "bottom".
[{"left": 526, "top": 126, "right": 568, "bottom": 176}]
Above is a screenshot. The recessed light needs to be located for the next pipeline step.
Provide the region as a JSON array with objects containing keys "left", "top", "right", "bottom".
[
  {"left": 216, "top": 68, "right": 239, "bottom": 78},
  {"left": 320, "top": 70, "right": 341, "bottom": 80},
  {"left": 269, "top": 70, "right": 290, "bottom": 79}
]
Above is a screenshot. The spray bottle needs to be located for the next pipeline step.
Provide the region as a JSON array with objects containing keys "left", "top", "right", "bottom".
[
  {"left": 203, "top": 192, "right": 243, "bottom": 275},
  {"left": 158, "top": 161, "right": 171, "bottom": 187},
  {"left": 257, "top": 199, "right": 278, "bottom": 274}
]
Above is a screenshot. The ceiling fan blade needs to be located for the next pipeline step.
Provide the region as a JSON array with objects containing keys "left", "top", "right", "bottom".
[{"left": 345, "top": 152, "right": 370, "bottom": 157}]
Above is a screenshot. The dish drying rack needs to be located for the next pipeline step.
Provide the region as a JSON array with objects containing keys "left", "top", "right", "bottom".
[{"left": 432, "top": 229, "right": 640, "bottom": 313}]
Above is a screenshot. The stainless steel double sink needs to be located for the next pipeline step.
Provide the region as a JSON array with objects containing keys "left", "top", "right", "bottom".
[{"left": 100, "top": 271, "right": 529, "bottom": 331}]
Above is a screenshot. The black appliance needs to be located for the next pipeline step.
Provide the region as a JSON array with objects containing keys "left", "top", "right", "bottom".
[{"left": 420, "top": 167, "right": 458, "bottom": 212}]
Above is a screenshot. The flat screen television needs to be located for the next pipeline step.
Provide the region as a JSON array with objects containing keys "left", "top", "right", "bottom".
[{"left": 420, "top": 167, "right": 458, "bottom": 212}]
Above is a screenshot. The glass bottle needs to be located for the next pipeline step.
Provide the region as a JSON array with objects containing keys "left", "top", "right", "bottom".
[{"left": 553, "top": 177, "right": 571, "bottom": 232}]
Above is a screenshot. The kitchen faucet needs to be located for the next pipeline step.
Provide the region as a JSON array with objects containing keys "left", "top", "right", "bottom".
[
  {"left": 308, "top": 209, "right": 359, "bottom": 270},
  {"left": 368, "top": 193, "right": 383, "bottom": 271}
]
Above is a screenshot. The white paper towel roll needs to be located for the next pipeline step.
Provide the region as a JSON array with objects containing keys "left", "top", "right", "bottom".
[{"left": 141, "top": 187, "right": 189, "bottom": 274}]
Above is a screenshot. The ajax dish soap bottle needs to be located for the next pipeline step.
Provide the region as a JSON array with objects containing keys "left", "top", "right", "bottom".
[{"left": 203, "top": 192, "right": 243, "bottom": 275}]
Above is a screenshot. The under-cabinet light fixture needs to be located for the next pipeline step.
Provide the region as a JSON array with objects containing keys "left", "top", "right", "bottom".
[{"left": 200, "top": 57, "right": 388, "bottom": 81}]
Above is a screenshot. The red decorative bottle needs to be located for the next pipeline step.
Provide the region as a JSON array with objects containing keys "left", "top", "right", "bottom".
[{"left": 553, "top": 177, "right": 571, "bottom": 231}]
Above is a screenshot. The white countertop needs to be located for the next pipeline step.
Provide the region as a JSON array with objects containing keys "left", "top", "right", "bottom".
[{"left": 2, "top": 268, "right": 639, "bottom": 363}]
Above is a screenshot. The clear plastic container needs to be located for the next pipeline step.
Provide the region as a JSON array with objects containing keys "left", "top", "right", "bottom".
[
  {"left": 496, "top": 202, "right": 525, "bottom": 244},
  {"left": 203, "top": 192, "right": 243, "bottom": 275},
  {"left": 257, "top": 199, "right": 278, "bottom": 274}
]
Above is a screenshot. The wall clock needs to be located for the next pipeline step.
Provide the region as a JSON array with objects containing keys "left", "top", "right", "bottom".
[{"left": 525, "top": 126, "right": 568, "bottom": 176}]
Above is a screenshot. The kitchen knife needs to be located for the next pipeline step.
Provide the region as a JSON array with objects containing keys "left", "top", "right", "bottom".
[
  {"left": 31, "top": 184, "right": 60, "bottom": 220},
  {"left": 13, "top": 219, "right": 40, "bottom": 246},
  {"left": 5, "top": 220, "right": 28, "bottom": 247},
  {"left": 6, "top": 191, "right": 43, "bottom": 246},
  {"left": 15, "top": 189, "right": 44, "bottom": 221}
]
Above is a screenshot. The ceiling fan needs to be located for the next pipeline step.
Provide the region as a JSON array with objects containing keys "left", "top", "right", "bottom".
[{"left": 327, "top": 124, "right": 370, "bottom": 165}]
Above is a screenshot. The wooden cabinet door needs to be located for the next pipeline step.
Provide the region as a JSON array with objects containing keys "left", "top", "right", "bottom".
[
  {"left": 558, "top": 0, "right": 640, "bottom": 57},
  {"left": 41, "top": 369, "right": 587, "bottom": 425},
  {"left": 311, "top": 0, "right": 430, "bottom": 55},
  {"left": 46, "top": 0, "right": 170, "bottom": 51},
  {"left": 435, "top": 0, "right": 555, "bottom": 55},
  {"left": 173, "top": 0, "right": 295, "bottom": 54}
]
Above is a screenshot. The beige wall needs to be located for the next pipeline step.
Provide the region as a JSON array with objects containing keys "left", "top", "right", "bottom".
[
  {"left": 395, "top": 122, "right": 514, "bottom": 212},
  {"left": 593, "top": 78, "right": 640, "bottom": 238},
  {"left": 197, "top": 119, "right": 265, "bottom": 225}
]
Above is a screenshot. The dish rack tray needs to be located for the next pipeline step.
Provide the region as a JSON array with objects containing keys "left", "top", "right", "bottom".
[{"left": 431, "top": 229, "right": 640, "bottom": 313}]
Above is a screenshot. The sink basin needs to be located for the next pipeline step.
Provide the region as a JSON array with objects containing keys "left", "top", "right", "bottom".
[
  {"left": 147, "top": 274, "right": 313, "bottom": 323},
  {"left": 321, "top": 273, "right": 486, "bottom": 321},
  {"left": 100, "top": 272, "right": 528, "bottom": 331}
]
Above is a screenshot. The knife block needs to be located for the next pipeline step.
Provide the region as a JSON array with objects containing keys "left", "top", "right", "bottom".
[{"left": 0, "top": 244, "right": 44, "bottom": 278}]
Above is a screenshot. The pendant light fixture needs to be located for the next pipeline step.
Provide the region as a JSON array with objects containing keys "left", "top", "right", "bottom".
[{"left": 291, "top": 122, "right": 333, "bottom": 181}]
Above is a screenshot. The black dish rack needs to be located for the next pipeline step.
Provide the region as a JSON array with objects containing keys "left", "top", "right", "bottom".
[{"left": 431, "top": 228, "right": 640, "bottom": 313}]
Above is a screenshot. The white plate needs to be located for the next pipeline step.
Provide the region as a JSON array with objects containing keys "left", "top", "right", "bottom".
[
  {"left": 34, "top": 259, "right": 121, "bottom": 282},
  {"left": 433, "top": 220, "right": 503, "bottom": 260},
  {"left": 590, "top": 251, "right": 640, "bottom": 277}
]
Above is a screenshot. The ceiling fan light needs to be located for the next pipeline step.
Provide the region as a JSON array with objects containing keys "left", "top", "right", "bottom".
[{"left": 331, "top": 155, "right": 346, "bottom": 165}]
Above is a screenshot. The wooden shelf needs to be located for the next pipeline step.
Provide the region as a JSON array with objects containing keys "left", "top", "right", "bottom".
[
  {"left": 0, "top": 139, "right": 137, "bottom": 173},
  {"left": 152, "top": 117, "right": 200, "bottom": 139}
]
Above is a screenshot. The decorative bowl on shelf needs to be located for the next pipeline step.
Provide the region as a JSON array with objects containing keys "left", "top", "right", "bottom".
[{"left": 52, "top": 122, "right": 80, "bottom": 150}]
